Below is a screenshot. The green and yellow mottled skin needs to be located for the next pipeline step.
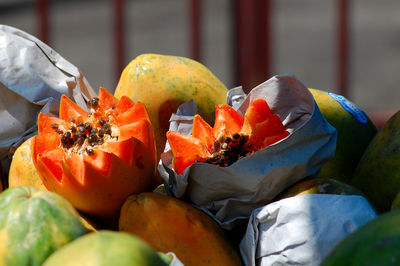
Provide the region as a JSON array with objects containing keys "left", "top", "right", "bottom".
[
  {"left": 321, "top": 209, "right": 400, "bottom": 265},
  {"left": 352, "top": 110, "right": 400, "bottom": 213},
  {"left": 309, "top": 88, "right": 377, "bottom": 184},
  {"left": 43, "top": 231, "right": 168, "bottom": 266},
  {"left": 115, "top": 54, "right": 228, "bottom": 165},
  {"left": 8, "top": 139, "right": 102, "bottom": 232},
  {"left": 0, "top": 186, "right": 88, "bottom": 266}
]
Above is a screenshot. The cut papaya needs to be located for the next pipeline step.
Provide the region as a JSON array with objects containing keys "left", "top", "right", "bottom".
[
  {"left": 167, "top": 98, "right": 289, "bottom": 174},
  {"left": 32, "top": 87, "right": 157, "bottom": 221}
]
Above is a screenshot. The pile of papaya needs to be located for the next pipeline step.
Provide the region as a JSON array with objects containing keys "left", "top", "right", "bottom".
[{"left": 1, "top": 52, "right": 400, "bottom": 265}]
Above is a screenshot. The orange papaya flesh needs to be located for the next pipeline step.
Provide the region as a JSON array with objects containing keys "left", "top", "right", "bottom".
[
  {"left": 166, "top": 131, "right": 210, "bottom": 158},
  {"left": 114, "top": 95, "right": 135, "bottom": 113},
  {"left": 59, "top": 94, "right": 88, "bottom": 121},
  {"left": 172, "top": 155, "right": 205, "bottom": 175},
  {"left": 115, "top": 101, "right": 151, "bottom": 127},
  {"left": 250, "top": 114, "right": 289, "bottom": 149},
  {"left": 241, "top": 98, "right": 271, "bottom": 135},
  {"left": 32, "top": 87, "right": 157, "bottom": 221},
  {"left": 213, "top": 104, "right": 244, "bottom": 138},
  {"left": 97, "top": 86, "right": 119, "bottom": 111},
  {"left": 192, "top": 114, "right": 216, "bottom": 150},
  {"left": 38, "top": 113, "right": 70, "bottom": 135},
  {"left": 119, "top": 192, "right": 243, "bottom": 266},
  {"left": 167, "top": 98, "right": 289, "bottom": 174},
  {"left": 243, "top": 98, "right": 272, "bottom": 126},
  {"left": 263, "top": 130, "right": 290, "bottom": 147}
]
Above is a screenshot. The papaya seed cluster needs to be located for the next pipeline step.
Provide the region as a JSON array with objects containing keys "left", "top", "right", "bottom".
[
  {"left": 204, "top": 133, "right": 253, "bottom": 167},
  {"left": 51, "top": 97, "right": 116, "bottom": 155}
]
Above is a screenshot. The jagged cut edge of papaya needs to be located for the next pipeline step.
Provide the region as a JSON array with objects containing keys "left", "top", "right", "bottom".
[
  {"left": 192, "top": 114, "right": 215, "bottom": 151},
  {"left": 38, "top": 113, "right": 70, "bottom": 135},
  {"left": 59, "top": 94, "right": 88, "bottom": 121},
  {"left": 115, "top": 101, "right": 151, "bottom": 127},
  {"left": 98, "top": 87, "right": 119, "bottom": 111},
  {"left": 167, "top": 131, "right": 210, "bottom": 158},
  {"left": 173, "top": 155, "right": 205, "bottom": 175},
  {"left": 213, "top": 104, "right": 244, "bottom": 138}
]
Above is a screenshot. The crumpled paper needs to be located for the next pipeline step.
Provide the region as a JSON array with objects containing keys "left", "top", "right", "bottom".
[
  {"left": 166, "top": 252, "right": 184, "bottom": 266},
  {"left": 158, "top": 74, "right": 338, "bottom": 230},
  {"left": 0, "top": 25, "right": 96, "bottom": 186},
  {"left": 239, "top": 194, "right": 377, "bottom": 266}
]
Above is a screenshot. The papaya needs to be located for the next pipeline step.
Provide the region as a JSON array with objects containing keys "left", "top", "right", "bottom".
[
  {"left": 391, "top": 191, "right": 400, "bottom": 210},
  {"left": 0, "top": 186, "right": 88, "bottom": 266},
  {"left": 276, "top": 177, "right": 364, "bottom": 200},
  {"left": 43, "top": 231, "right": 168, "bottom": 266},
  {"left": 167, "top": 98, "right": 289, "bottom": 174},
  {"left": 321, "top": 209, "right": 400, "bottom": 265},
  {"left": 31, "top": 87, "right": 157, "bottom": 223},
  {"left": 309, "top": 88, "right": 377, "bottom": 184},
  {"left": 352, "top": 110, "right": 400, "bottom": 213},
  {"left": 8, "top": 136, "right": 46, "bottom": 190},
  {"left": 9, "top": 140, "right": 102, "bottom": 231},
  {"left": 119, "top": 192, "right": 243, "bottom": 266},
  {"left": 114, "top": 53, "right": 228, "bottom": 172}
]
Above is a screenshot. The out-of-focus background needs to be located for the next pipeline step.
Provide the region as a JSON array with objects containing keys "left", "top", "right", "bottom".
[{"left": 1, "top": 0, "right": 399, "bottom": 126}]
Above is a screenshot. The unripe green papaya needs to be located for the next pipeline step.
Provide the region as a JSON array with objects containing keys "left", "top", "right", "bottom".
[
  {"left": 0, "top": 186, "right": 88, "bottom": 266},
  {"left": 352, "top": 110, "right": 400, "bottom": 212},
  {"left": 321, "top": 209, "right": 400, "bottom": 265},
  {"left": 43, "top": 231, "right": 168, "bottom": 266}
]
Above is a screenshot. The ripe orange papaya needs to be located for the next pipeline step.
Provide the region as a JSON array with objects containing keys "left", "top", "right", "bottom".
[
  {"left": 31, "top": 87, "right": 157, "bottom": 221},
  {"left": 119, "top": 192, "right": 243, "bottom": 266}
]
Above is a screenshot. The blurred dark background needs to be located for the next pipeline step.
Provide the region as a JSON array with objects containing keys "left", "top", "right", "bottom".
[{"left": 1, "top": 0, "right": 399, "bottom": 126}]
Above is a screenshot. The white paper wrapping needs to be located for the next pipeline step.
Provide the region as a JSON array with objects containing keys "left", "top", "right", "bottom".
[
  {"left": 166, "top": 252, "right": 185, "bottom": 266},
  {"left": 158, "top": 74, "right": 338, "bottom": 230},
  {"left": 239, "top": 194, "right": 377, "bottom": 266},
  {"left": 0, "top": 25, "right": 96, "bottom": 185}
]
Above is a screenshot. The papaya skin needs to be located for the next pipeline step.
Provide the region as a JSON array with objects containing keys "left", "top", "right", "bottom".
[
  {"left": 275, "top": 177, "right": 363, "bottom": 201},
  {"left": 321, "top": 209, "right": 400, "bottom": 265},
  {"left": 352, "top": 110, "right": 400, "bottom": 213},
  {"left": 8, "top": 137, "right": 46, "bottom": 190},
  {"left": 114, "top": 54, "right": 228, "bottom": 176},
  {"left": 309, "top": 88, "right": 377, "bottom": 184},
  {"left": 119, "top": 192, "right": 243, "bottom": 266},
  {"left": 391, "top": 191, "right": 400, "bottom": 210},
  {"left": 8, "top": 137, "right": 104, "bottom": 232},
  {"left": 43, "top": 231, "right": 168, "bottom": 266}
]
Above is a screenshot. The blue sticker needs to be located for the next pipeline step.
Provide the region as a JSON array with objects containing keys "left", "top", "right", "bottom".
[{"left": 328, "top": 92, "right": 368, "bottom": 124}]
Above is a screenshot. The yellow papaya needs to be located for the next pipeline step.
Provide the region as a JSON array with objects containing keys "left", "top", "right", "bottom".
[
  {"left": 114, "top": 54, "right": 228, "bottom": 172},
  {"left": 8, "top": 137, "right": 46, "bottom": 190},
  {"left": 119, "top": 192, "right": 243, "bottom": 266},
  {"left": 276, "top": 177, "right": 363, "bottom": 200}
]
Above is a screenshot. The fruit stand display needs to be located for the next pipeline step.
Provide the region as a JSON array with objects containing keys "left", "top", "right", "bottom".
[{"left": 1, "top": 25, "right": 400, "bottom": 265}]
